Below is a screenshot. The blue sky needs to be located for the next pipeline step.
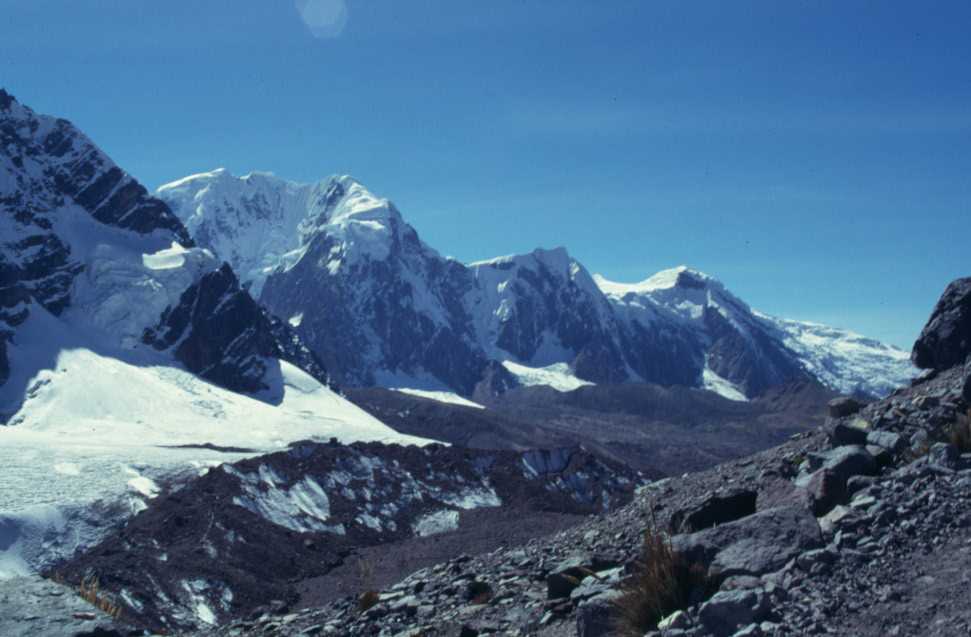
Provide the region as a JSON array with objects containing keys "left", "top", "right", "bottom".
[{"left": 2, "top": 1, "right": 969, "bottom": 348}]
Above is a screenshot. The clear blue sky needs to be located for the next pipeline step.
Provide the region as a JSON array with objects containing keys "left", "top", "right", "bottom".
[{"left": 3, "top": 1, "right": 969, "bottom": 348}]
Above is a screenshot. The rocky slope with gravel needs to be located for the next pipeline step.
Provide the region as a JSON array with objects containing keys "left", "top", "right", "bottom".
[{"left": 190, "top": 276, "right": 971, "bottom": 637}]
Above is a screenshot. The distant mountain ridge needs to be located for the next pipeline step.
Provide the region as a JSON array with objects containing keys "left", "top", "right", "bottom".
[{"left": 158, "top": 168, "right": 915, "bottom": 399}]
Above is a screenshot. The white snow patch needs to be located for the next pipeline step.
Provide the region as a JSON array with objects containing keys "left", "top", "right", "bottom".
[
  {"left": 412, "top": 509, "right": 460, "bottom": 537},
  {"left": 501, "top": 361, "right": 594, "bottom": 393},
  {"left": 232, "top": 473, "right": 339, "bottom": 534},
  {"left": 126, "top": 475, "right": 160, "bottom": 499},
  {"left": 52, "top": 462, "right": 81, "bottom": 476},
  {"left": 142, "top": 242, "right": 191, "bottom": 270},
  {"left": 288, "top": 312, "right": 304, "bottom": 327},
  {"left": 439, "top": 487, "right": 501, "bottom": 510},
  {"left": 701, "top": 365, "right": 749, "bottom": 402},
  {"left": 392, "top": 388, "right": 485, "bottom": 410}
]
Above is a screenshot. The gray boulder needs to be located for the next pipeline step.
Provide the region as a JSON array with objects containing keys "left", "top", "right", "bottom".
[
  {"left": 828, "top": 421, "right": 869, "bottom": 446},
  {"left": 807, "top": 445, "right": 877, "bottom": 484},
  {"left": 575, "top": 589, "right": 623, "bottom": 637},
  {"left": 547, "top": 556, "right": 594, "bottom": 599},
  {"left": 912, "top": 277, "right": 971, "bottom": 371},
  {"left": 866, "top": 430, "right": 904, "bottom": 453},
  {"left": 698, "top": 589, "right": 769, "bottom": 637},
  {"left": 828, "top": 396, "right": 863, "bottom": 418},
  {"left": 672, "top": 506, "right": 822, "bottom": 583},
  {"left": 928, "top": 442, "right": 959, "bottom": 470}
]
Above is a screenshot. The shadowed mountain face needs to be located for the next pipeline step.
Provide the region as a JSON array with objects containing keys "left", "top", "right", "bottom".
[{"left": 159, "top": 170, "right": 915, "bottom": 400}]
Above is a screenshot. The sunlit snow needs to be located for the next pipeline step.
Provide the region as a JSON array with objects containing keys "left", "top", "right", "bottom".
[
  {"left": 392, "top": 388, "right": 486, "bottom": 410},
  {"left": 501, "top": 361, "right": 594, "bottom": 393},
  {"left": 702, "top": 365, "right": 749, "bottom": 402}
]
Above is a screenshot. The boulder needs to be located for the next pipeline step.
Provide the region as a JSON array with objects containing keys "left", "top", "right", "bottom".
[
  {"left": 698, "top": 589, "right": 769, "bottom": 637},
  {"left": 671, "top": 507, "right": 822, "bottom": 584},
  {"left": 807, "top": 445, "right": 877, "bottom": 484},
  {"left": 928, "top": 442, "right": 959, "bottom": 470},
  {"left": 866, "top": 430, "right": 904, "bottom": 453},
  {"left": 805, "top": 469, "right": 845, "bottom": 516},
  {"left": 547, "top": 556, "right": 594, "bottom": 599},
  {"left": 575, "top": 589, "right": 623, "bottom": 637},
  {"left": 670, "top": 489, "right": 757, "bottom": 533},
  {"left": 828, "top": 421, "right": 869, "bottom": 446},
  {"left": 828, "top": 397, "right": 863, "bottom": 418},
  {"left": 657, "top": 609, "right": 691, "bottom": 630},
  {"left": 912, "top": 277, "right": 971, "bottom": 371}
]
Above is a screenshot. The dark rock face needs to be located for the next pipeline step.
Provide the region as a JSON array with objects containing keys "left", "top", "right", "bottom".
[
  {"left": 912, "top": 277, "right": 971, "bottom": 371},
  {"left": 704, "top": 306, "right": 810, "bottom": 397},
  {"left": 143, "top": 264, "right": 329, "bottom": 393},
  {"left": 828, "top": 396, "right": 863, "bottom": 418},
  {"left": 261, "top": 225, "right": 488, "bottom": 393},
  {"left": 0, "top": 89, "right": 191, "bottom": 245},
  {"left": 828, "top": 421, "right": 870, "bottom": 446},
  {"left": 670, "top": 489, "right": 758, "bottom": 533}
]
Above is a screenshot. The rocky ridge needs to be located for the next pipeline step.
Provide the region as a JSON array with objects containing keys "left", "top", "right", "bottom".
[
  {"left": 0, "top": 89, "right": 330, "bottom": 412},
  {"left": 53, "top": 442, "right": 641, "bottom": 633}
]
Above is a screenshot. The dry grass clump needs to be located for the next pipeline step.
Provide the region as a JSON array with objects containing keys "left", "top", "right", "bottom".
[
  {"left": 615, "top": 516, "right": 708, "bottom": 636},
  {"left": 357, "top": 589, "right": 381, "bottom": 613},
  {"left": 77, "top": 576, "right": 123, "bottom": 619},
  {"left": 356, "top": 556, "right": 380, "bottom": 613}
]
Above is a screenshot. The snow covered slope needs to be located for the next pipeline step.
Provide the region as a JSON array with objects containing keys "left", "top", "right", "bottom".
[
  {"left": 0, "top": 90, "right": 429, "bottom": 577},
  {"left": 758, "top": 313, "right": 914, "bottom": 397},
  {"left": 596, "top": 266, "right": 915, "bottom": 398},
  {"left": 159, "top": 170, "right": 916, "bottom": 400}
]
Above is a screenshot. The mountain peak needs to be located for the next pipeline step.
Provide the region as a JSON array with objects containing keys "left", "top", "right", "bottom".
[{"left": 593, "top": 265, "right": 718, "bottom": 298}]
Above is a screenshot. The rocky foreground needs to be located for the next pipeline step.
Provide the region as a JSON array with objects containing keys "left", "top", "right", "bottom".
[
  {"left": 196, "top": 279, "right": 971, "bottom": 637},
  {"left": 12, "top": 278, "right": 971, "bottom": 637}
]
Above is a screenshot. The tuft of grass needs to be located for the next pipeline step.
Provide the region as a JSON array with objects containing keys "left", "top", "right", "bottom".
[
  {"left": 77, "top": 576, "right": 123, "bottom": 620},
  {"left": 355, "top": 556, "right": 381, "bottom": 613},
  {"left": 465, "top": 580, "right": 493, "bottom": 605},
  {"left": 358, "top": 590, "right": 380, "bottom": 613},
  {"left": 614, "top": 513, "right": 709, "bottom": 636},
  {"left": 950, "top": 409, "right": 971, "bottom": 453}
]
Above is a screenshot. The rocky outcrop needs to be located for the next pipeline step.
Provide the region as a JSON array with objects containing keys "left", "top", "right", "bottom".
[
  {"left": 671, "top": 506, "right": 822, "bottom": 584},
  {"left": 55, "top": 441, "right": 640, "bottom": 632},
  {"left": 142, "top": 264, "right": 329, "bottom": 393},
  {"left": 912, "top": 277, "right": 971, "bottom": 371}
]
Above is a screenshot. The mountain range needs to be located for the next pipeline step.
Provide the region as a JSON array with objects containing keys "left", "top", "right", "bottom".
[{"left": 157, "top": 169, "right": 914, "bottom": 400}]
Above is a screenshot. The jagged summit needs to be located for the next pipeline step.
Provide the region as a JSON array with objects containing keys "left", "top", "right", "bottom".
[
  {"left": 594, "top": 265, "right": 718, "bottom": 297},
  {"left": 157, "top": 168, "right": 405, "bottom": 297}
]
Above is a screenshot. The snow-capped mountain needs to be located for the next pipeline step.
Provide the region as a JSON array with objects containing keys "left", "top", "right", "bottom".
[
  {"left": 0, "top": 90, "right": 428, "bottom": 577},
  {"left": 158, "top": 169, "right": 916, "bottom": 400}
]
